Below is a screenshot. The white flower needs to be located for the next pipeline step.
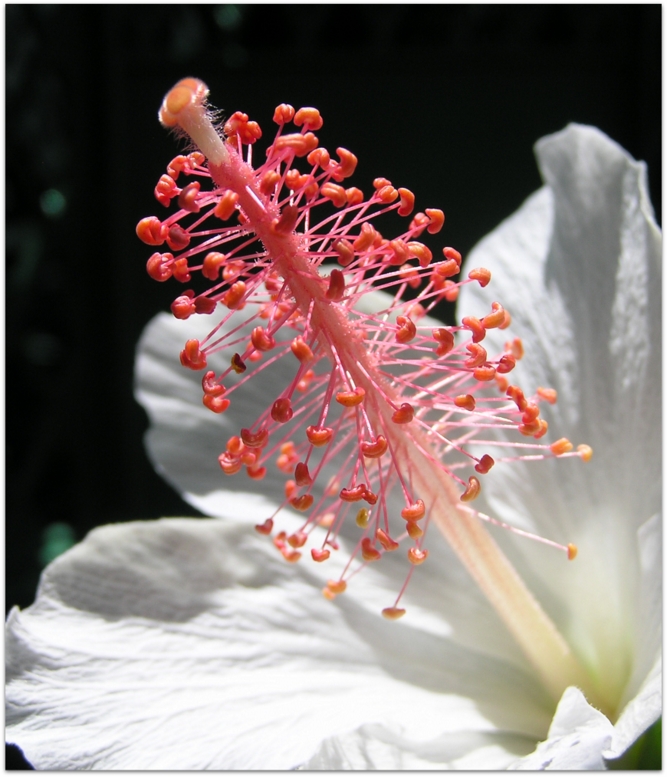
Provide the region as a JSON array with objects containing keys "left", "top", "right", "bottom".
[{"left": 6, "top": 125, "right": 661, "bottom": 770}]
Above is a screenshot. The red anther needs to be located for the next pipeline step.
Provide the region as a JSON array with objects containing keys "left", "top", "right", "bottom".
[
  {"left": 320, "top": 182, "right": 347, "bottom": 208},
  {"left": 388, "top": 239, "right": 410, "bottom": 265},
  {"left": 166, "top": 224, "right": 191, "bottom": 251},
  {"left": 442, "top": 246, "right": 462, "bottom": 266},
  {"left": 255, "top": 518, "right": 274, "bottom": 535},
  {"left": 203, "top": 394, "right": 230, "bottom": 413},
  {"left": 475, "top": 454, "right": 495, "bottom": 474},
  {"left": 273, "top": 132, "right": 319, "bottom": 157},
  {"left": 376, "top": 529, "right": 399, "bottom": 552},
  {"left": 214, "top": 190, "right": 239, "bottom": 221},
  {"left": 406, "top": 520, "right": 423, "bottom": 539},
  {"left": 241, "top": 449, "right": 258, "bottom": 466},
  {"left": 454, "top": 394, "right": 476, "bottom": 411},
  {"left": 271, "top": 397, "right": 293, "bottom": 423},
  {"left": 333, "top": 238, "right": 355, "bottom": 267},
  {"left": 311, "top": 548, "right": 330, "bottom": 562},
  {"left": 246, "top": 464, "right": 267, "bottom": 480},
  {"left": 395, "top": 315, "right": 417, "bottom": 343},
  {"left": 146, "top": 252, "right": 173, "bottom": 282},
  {"left": 172, "top": 257, "right": 191, "bottom": 283},
  {"left": 408, "top": 547, "right": 428, "bottom": 565},
  {"left": 397, "top": 187, "right": 415, "bottom": 216},
  {"left": 273, "top": 103, "right": 295, "bottom": 124},
  {"left": 519, "top": 419, "right": 542, "bottom": 436},
  {"left": 219, "top": 451, "right": 243, "bottom": 475},
  {"left": 345, "top": 187, "right": 364, "bottom": 206},
  {"left": 507, "top": 385, "right": 528, "bottom": 412},
  {"left": 251, "top": 326, "right": 276, "bottom": 352},
  {"left": 377, "top": 185, "right": 399, "bottom": 204},
  {"left": 481, "top": 302, "right": 505, "bottom": 330},
  {"left": 401, "top": 500, "right": 425, "bottom": 521},
  {"left": 577, "top": 444, "right": 593, "bottom": 462},
  {"left": 226, "top": 436, "right": 244, "bottom": 455},
  {"left": 294, "top": 462, "right": 312, "bottom": 487},
  {"left": 363, "top": 488, "right": 378, "bottom": 506},
  {"left": 201, "top": 251, "right": 225, "bottom": 281},
  {"left": 273, "top": 531, "right": 287, "bottom": 550},
  {"left": 306, "top": 426, "right": 333, "bottom": 447},
  {"left": 425, "top": 208, "right": 445, "bottom": 234},
  {"left": 468, "top": 267, "right": 492, "bottom": 287},
  {"left": 154, "top": 174, "right": 178, "bottom": 207},
  {"left": 353, "top": 222, "right": 378, "bottom": 252},
  {"left": 392, "top": 403, "right": 414, "bottom": 424},
  {"left": 285, "top": 169, "right": 309, "bottom": 191},
  {"left": 294, "top": 106, "right": 323, "bottom": 131},
  {"left": 331, "top": 148, "right": 358, "bottom": 180},
  {"left": 287, "top": 531, "right": 308, "bottom": 548},
  {"left": 231, "top": 352, "right": 247, "bottom": 374},
  {"left": 136, "top": 216, "right": 166, "bottom": 246},
  {"left": 202, "top": 371, "right": 225, "bottom": 397},
  {"left": 473, "top": 365, "right": 496, "bottom": 382},
  {"left": 407, "top": 241, "right": 432, "bottom": 268},
  {"left": 382, "top": 607, "right": 406, "bottom": 620},
  {"left": 461, "top": 476, "right": 481, "bottom": 502},
  {"left": 282, "top": 549, "right": 302, "bottom": 563},
  {"left": 194, "top": 297, "right": 217, "bottom": 315},
  {"left": 290, "top": 336, "right": 314, "bottom": 363},
  {"left": 259, "top": 170, "right": 281, "bottom": 195},
  {"left": 241, "top": 427, "right": 269, "bottom": 449},
  {"left": 464, "top": 343, "right": 488, "bottom": 369},
  {"left": 180, "top": 339, "right": 207, "bottom": 370},
  {"left": 171, "top": 292, "right": 196, "bottom": 320},
  {"left": 361, "top": 537, "right": 381, "bottom": 562},
  {"left": 177, "top": 181, "right": 201, "bottom": 213},
  {"left": 326, "top": 579, "right": 347, "bottom": 595},
  {"left": 307, "top": 147, "right": 331, "bottom": 169},
  {"left": 272, "top": 204, "right": 299, "bottom": 235},
  {"left": 326, "top": 268, "right": 346, "bottom": 301},
  {"left": 339, "top": 485, "right": 367, "bottom": 502},
  {"left": 550, "top": 438, "right": 574, "bottom": 455},
  {"left": 462, "top": 316, "right": 486, "bottom": 343},
  {"left": 496, "top": 354, "right": 516, "bottom": 374},
  {"left": 284, "top": 480, "right": 297, "bottom": 500},
  {"left": 335, "top": 387, "right": 365, "bottom": 407},
  {"left": 361, "top": 435, "right": 388, "bottom": 459},
  {"left": 537, "top": 386, "right": 558, "bottom": 404},
  {"left": 223, "top": 281, "right": 246, "bottom": 310},
  {"left": 297, "top": 369, "right": 315, "bottom": 392},
  {"left": 433, "top": 327, "right": 455, "bottom": 357}
]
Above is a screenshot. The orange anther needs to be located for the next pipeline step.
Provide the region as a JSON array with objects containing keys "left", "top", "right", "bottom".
[
  {"left": 567, "top": 543, "right": 578, "bottom": 560},
  {"left": 407, "top": 241, "right": 432, "bottom": 268},
  {"left": 474, "top": 365, "right": 496, "bottom": 382},
  {"left": 495, "top": 374, "right": 509, "bottom": 393},
  {"left": 474, "top": 454, "right": 495, "bottom": 474},
  {"left": 460, "top": 476, "right": 481, "bottom": 502},
  {"left": 320, "top": 182, "right": 347, "bottom": 208},
  {"left": 382, "top": 607, "right": 406, "bottom": 620},
  {"left": 425, "top": 208, "right": 445, "bottom": 234},
  {"left": 223, "top": 280, "right": 246, "bottom": 310},
  {"left": 376, "top": 529, "right": 399, "bottom": 552},
  {"left": 246, "top": 464, "right": 267, "bottom": 480},
  {"left": 273, "top": 103, "right": 295, "bottom": 124},
  {"left": 454, "top": 394, "right": 476, "bottom": 411},
  {"left": 172, "top": 257, "right": 191, "bottom": 283},
  {"left": 255, "top": 518, "right": 274, "bottom": 535},
  {"left": 297, "top": 369, "right": 315, "bottom": 392},
  {"left": 273, "top": 131, "right": 319, "bottom": 157},
  {"left": 345, "top": 187, "right": 364, "bottom": 206},
  {"left": 361, "top": 435, "right": 388, "bottom": 458},
  {"left": 500, "top": 310, "right": 512, "bottom": 329},
  {"left": 534, "top": 419, "right": 549, "bottom": 439},
  {"left": 331, "top": 148, "right": 358, "bottom": 180},
  {"left": 507, "top": 385, "right": 528, "bottom": 412},
  {"left": 311, "top": 548, "right": 330, "bottom": 562},
  {"left": 409, "top": 212, "right": 430, "bottom": 236},
  {"left": 468, "top": 267, "right": 492, "bottom": 287},
  {"left": 395, "top": 315, "right": 417, "bottom": 343},
  {"left": 180, "top": 339, "right": 207, "bottom": 370},
  {"left": 462, "top": 316, "right": 486, "bottom": 343},
  {"left": 522, "top": 403, "right": 540, "bottom": 424},
  {"left": 519, "top": 420, "right": 541, "bottom": 436},
  {"left": 282, "top": 549, "right": 302, "bottom": 563},
  {"left": 251, "top": 326, "right": 276, "bottom": 352},
  {"left": 373, "top": 177, "right": 392, "bottom": 190},
  {"left": 218, "top": 451, "right": 242, "bottom": 475},
  {"left": 482, "top": 302, "right": 506, "bottom": 330},
  {"left": 355, "top": 508, "right": 370, "bottom": 528},
  {"left": 272, "top": 203, "right": 299, "bottom": 235},
  {"left": 290, "top": 494, "right": 314, "bottom": 512},
  {"left": 399, "top": 264, "right": 420, "bottom": 288},
  {"left": 271, "top": 397, "right": 293, "bottom": 423},
  {"left": 361, "top": 537, "right": 381, "bottom": 562},
  {"left": 223, "top": 260, "right": 245, "bottom": 284},
  {"left": 352, "top": 222, "right": 378, "bottom": 252},
  {"left": 201, "top": 251, "right": 226, "bottom": 281},
  {"left": 285, "top": 169, "right": 309, "bottom": 191},
  {"left": 307, "top": 147, "right": 331, "bottom": 169},
  {"left": 136, "top": 216, "right": 166, "bottom": 246},
  {"left": 392, "top": 403, "right": 415, "bottom": 424},
  {"left": 442, "top": 246, "right": 462, "bottom": 266},
  {"left": 401, "top": 500, "right": 425, "bottom": 521},
  {"left": 496, "top": 354, "right": 516, "bottom": 374},
  {"left": 397, "top": 187, "right": 415, "bottom": 216},
  {"left": 408, "top": 547, "right": 428, "bottom": 565},
  {"left": 537, "top": 387, "right": 558, "bottom": 404},
  {"left": 340, "top": 484, "right": 368, "bottom": 503},
  {"left": 550, "top": 438, "right": 574, "bottom": 455},
  {"left": 433, "top": 327, "right": 455, "bottom": 355},
  {"left": 577, "top": 444, "right": 593, "bottom": 461},
  {"left": 295, "top": 462, "right": 312, "bottom": 486},
  {"left": 433, "top": 259, "right": 460, "bottom": 281},
  {"left": 386, "top": 238, "right": 409, "bottom": 266},
  {"left": 294, "top": 106, "right": 323, "bottom": 131},
  {"left": 335, "top": 387, "right": 365, "bottom": 407},
  {"left": 333, "top": 238, "right": 355, "bottom": 267},
  {"left": 284, "top": 479, "right": 297, "bottom": 500},
  {"left": 306, "top": 426, "right": 333, "bottom": 447},
  {"left": 259, "top": 170, "right": 281, "bottom": 195},
  {"left": 406, "top": 521, "right": 423, "bottom": 539},
  {"left": 464, "top": 343, "right": 488, "bottom": 369},
  {"left": 203, "top": 394, "right": 230, "bottom": 413},
  {"left": 202, "top": 371, "right": 225, "bottom": 396},
  {"left": 146, "top": 252, "right": 173, "bottom": 282},
  {"left": 154, "top": 174, "right": 178, "bottom": 206},
  {"left": 377, "top": 185, "right": 398, "bottom": 204},
  {"left": 326, "top": 268, "right": 346, "bottom": 301},
  {"left": 327, "top": 579, "right": 347, "bottom": 595},
  {"left": 213, "top": 190, "right": 239, "bottom": 221},
  {"left": 230, "top": 352, "right": 247, "bottom": 374},
  {"left": 287, "top": 531, "right": 308, "bottom": 548},
  {"left": 241, "top": 427, "right": 269, "bottom": 449},
  {"left": 291, "top": 336, "right": 314, "bottom": 363}
]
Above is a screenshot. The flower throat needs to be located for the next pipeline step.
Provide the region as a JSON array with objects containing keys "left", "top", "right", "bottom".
[{"left": 138, "top": 78, "right": 606, "bottom": 712}]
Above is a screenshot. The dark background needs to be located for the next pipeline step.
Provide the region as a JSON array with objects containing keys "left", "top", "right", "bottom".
[{"left": 5, "top": 4, "right": 661, "bottom": 769}]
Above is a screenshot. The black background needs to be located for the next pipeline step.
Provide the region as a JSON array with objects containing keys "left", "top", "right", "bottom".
[{"left": 5, "top": 4, "right": 661, "bottom": 768}]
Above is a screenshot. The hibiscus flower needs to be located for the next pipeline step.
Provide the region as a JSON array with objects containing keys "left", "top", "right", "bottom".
[{"left": 6, "top": 121, "right": 660, "bottom": 769}]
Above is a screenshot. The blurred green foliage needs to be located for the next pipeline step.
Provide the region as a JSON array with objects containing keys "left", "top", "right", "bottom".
[{"left": 608, "top": 718, "right": 661, "bottom": 770}]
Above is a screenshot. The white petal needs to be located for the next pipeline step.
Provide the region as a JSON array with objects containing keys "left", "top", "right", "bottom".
[{"left": 7, "top": 518, "right": 553, "bottom": 770}]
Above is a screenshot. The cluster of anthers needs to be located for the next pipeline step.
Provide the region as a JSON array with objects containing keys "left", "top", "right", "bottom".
[{"left": 137, "top": 78, "right": 590, "bottom": 619}]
